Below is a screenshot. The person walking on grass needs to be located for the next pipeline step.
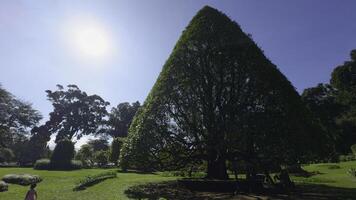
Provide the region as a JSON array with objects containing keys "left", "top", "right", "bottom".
[{"left": 25, "top": 183, "right": 37, "bottom": 200}]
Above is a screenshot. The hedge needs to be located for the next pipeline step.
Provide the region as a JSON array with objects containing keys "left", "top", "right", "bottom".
[
  {"left": 73, "top": 171, "right": 117, "bottom": 191},
  {"left": 0, "top": 181, "right": 8, "bottom": 192},
  {"left": 2, "top": 174, "right": 42, "bottom": 185},
  {"left": 34, "top": 159, "right": 83, "bottom": 170}
]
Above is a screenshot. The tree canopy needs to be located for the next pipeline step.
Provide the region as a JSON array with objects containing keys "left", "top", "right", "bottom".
[
  {"left": 45, "top": 84, "right": 109, "bottom": 142},
  {"left": 0, "top": 85, "right": 42, "bottom": 148},
  {"left": 120, "top": 6, "right": 318, "bottom": 179},
  {"left": 303, "top": 49, "right": 356, "bottom": 157},
  {"left": 107, "top": 101, "right": 141, "bottom": 138}
]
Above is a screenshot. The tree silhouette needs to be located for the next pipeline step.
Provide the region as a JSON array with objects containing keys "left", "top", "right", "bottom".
[{"left": 45, "top": 84, "right": 109, "bottom": 142}]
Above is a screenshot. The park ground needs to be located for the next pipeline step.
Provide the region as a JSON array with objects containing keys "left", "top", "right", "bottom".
[{"left": 0, "top": 161, "right": 355, "bottom": 200}]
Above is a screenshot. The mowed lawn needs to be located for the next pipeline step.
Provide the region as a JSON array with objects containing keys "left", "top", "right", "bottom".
[
  {"left": 0, "top": 168, "right": 175, "bottom": 200},
  {"left": 0, "top": 161, "right": 356, "bottom": 200},
  {"left": 292, "top": 161, "right": 356, "bottom": 188}
]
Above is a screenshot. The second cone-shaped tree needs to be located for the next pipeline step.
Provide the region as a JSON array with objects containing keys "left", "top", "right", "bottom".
[{"left": 120, "top": 6, "right": 318, "bottom": 179}]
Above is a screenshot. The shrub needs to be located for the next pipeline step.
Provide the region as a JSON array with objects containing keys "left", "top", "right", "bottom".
[
  {"left": 70, "top": 160, "right": 83, "bottom": 170},
  {"left": 0, "top": 181, "right": 8, "bottom": 192},
  {"left": 351, "top": 144, "right": 356, "bottom": 156},
  {"left": 94, "top": 150, "right": 108, "bottom": 167},
  {"left": 34, "top": 159, "right": 82, "bottom": 170},
  {"left": 73, "top": 171, "right": 117, "bottom": 191},
  {"left": 0, "top": 148, "right": 14, "bottom": 163},
  {"left": 34, "top": 159, "right": 51, "bottom": 170},
  {"left": 50, "top": 139, "right": 75, "bottom": 169},
  {"left": 109, "top": 138, "right": 123, "bottom": 165},
  {"left": 339, "top": 154, "right": 355, "bottom": 162},
  {"left": 75, "top": 144, "right": 94, "bottom": 167},
  {"left": 348, "top": 168, "right": 356, "bottom": 178},
  {"left": 2, "top": 174, "right": 42, "bottom": 185}
]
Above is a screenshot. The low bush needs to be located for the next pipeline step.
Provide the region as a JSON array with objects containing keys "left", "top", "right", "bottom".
[
  {"left": 34, "top": 159, "right": 51, "bottom": 170},
  {"left": 70, "top": 160, "right": 83, "bottom": 170},
  {"left": 339, "top": 154, "right": 355, "bottom": 162},
  {"left": 0, "top": 181, "right": 8, "bottom": 192},
  {"left": 348, "top": 168, "right": 356, "bottom": 178},
  {"left": 34, "top": 159, "right": 82, "bottom": 170},
  {"left": 2, "top": 174, "right": 42, "bottom": 185},
  {"left": 73, "top": 171, "right": 117, "bottom": 191},
  {"left": 160, "top": 171, "right": 205, "bottom": 178}
]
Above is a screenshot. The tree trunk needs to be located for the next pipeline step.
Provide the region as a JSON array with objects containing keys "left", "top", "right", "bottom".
[{"left": 206, "top": 155, "right": 228, "bottom": 179}]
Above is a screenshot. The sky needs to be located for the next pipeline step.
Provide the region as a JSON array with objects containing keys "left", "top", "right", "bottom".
[{"left": 1, "top": 0, "right": 356, "bottom": 147}]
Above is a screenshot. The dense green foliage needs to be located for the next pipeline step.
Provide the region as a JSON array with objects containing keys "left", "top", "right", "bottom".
[
  {"left": 75, "top": 144, "right": 94, "bottom": 167},
  {"left": 73, "top": 171, "right": 117, "bottom": 191},
  {"left": 351, "top": 144, "right": 356, "bottom": 156},
  {"left": 44, "top": 84, "right": 109, "bottom": 143},
  {"left": 120, "top": 6, "right": 319, "bottom": 179},
  {"left": 0, "top": 148, "right": 14, "bottom": 163},
  {"left": 0, "top": 181, "right": 8, "bottom": 192},
  {"left": 87, "top": 139, "right": 109, "bottom": 152},
  {"left": 33, "top": 159, "right": 51, "bottom": 170},
  {"left": 109, "top": 138, "right": 123, "bottom": 165},
  {"left": 94, "top": 150, "right": 109, "bottom": 167},
  {"left": 302, "top": 49, "right": 356, "bottom": 158},
  {"left": 107, "top": 102, "right": 141, "bottom": 138},
  {"left": 34, "top": 159, "right": 82, "bottom": 170},
  {"left": 2, "top": 174, "right": 42, "bottom": 185},
  {"left": 50, "top": 139, "right": 75, "bottom": 169},
  {"left": 0, "top": 85, "right": 42, "bottom": 164}
]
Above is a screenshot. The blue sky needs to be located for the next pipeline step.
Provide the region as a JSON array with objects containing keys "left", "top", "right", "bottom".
[{"left": 1, "top": 0, "right": 356, "bottom": 124}]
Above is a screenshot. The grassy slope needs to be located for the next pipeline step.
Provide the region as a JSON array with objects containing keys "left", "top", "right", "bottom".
[
  {"left": 292, "top": 160, "right": 356, "bottom": 188},
  {"left": 0, "top": 168, "right": 174, "bottom": 200}
]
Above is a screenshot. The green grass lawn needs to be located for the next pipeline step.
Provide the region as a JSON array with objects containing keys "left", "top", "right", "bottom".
[
  {"left": 0, "top": 168, "right": 175, "bottom": 200},
  {"left": 292, "top": 160, "right": 356, "bottom": 188},
  {"left": 0, "top": 161, "right": 355, "bottom": 200}
]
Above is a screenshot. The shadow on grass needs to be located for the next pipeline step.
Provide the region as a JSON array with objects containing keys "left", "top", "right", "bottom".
[
  {"left": 289, "top": 184, "right": 356, "bottom": 200},
  {"left": 124, "top": 181, "right": 356, "bottom": 200}
]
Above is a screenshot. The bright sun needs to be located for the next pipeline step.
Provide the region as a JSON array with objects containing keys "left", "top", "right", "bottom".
[{"left": 63, "top": 17, "right": 113, "bottom": 62}]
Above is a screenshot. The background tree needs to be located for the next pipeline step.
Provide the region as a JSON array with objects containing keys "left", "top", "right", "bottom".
[
  {"left": 0, "top": 84, "right": 42, "bottom": 165},
  {"left": 120, "top": 6, "right": 319, "bottom": 179},
  {"left": 301, "top": 84, "right": 343, "bottom": 160},
  {"left": 45, "top": 84, "right": 109, "bottom": 142},
  {"left": 303, "top": 49, "right": 356, "bottom": 157},
  {"left": 0, "top": 148, "right": 14, "bottom": 163},
  {"left": 330, "top": 50, "right": 356, "bottom": 154},
  {"left": 107, "top": 101, "right": 140, "bottom": 138},
  {"left": 94, "top": 150, "right": 109, "bottom": 167},
  {"left": 87, "top": 138, "right": 109, "bottom": 152},
  {"left": 109, "top": 138, "right": 123, "bottom": 165},
  {"left": 0, "top": 85, "right": 42, "bottom": 149},
  {"left": 75, "top": 144, "right": 94, "bottom": 167}
]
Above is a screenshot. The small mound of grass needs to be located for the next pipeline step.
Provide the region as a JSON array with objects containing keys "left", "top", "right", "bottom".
[
  {"left": 2, "top": 174, "right": 42, "bottom": 185},
  {"left": 0, "top": 181, "right": 8, "bottom": 192},
  {"left": 73, "top": 171, "right": 117, "bottom": 191}
]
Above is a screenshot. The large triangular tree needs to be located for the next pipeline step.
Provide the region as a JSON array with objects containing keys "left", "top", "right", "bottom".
[{"left": 120, "top": 6, "right": 321, "bottom": 179}]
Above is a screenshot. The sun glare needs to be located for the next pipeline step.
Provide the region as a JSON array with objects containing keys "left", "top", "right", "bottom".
[{"left": 62, "top": 17, "right": 114, "bottom": 62}]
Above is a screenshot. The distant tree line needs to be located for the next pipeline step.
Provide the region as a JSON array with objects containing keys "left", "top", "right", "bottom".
[
  {"left": 0, "top": 83, "right": 140, "bottom": 167},
  {"left": 302, "top": 49, "right": 356, "bottom": 161}
]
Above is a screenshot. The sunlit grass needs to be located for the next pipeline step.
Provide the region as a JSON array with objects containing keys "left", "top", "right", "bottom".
[{"left": 0, "top": 168, "right": 175, "bottom": 200}]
